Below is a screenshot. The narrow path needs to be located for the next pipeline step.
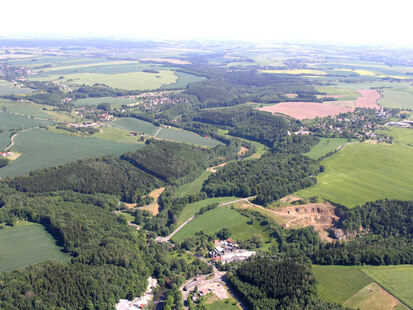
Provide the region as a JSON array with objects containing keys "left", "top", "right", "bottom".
[
  {"left": 156, "top": 196, "right": 256, "bottom": 243},
  {"left": 4, "top": 128, "right": 33, "bottom": 151},
  {"left": 153, "top": 127, "right": 162, "bottom": 137}
]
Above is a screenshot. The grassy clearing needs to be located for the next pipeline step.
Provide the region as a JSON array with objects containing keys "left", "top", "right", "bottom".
[
  {"left": 296, "top": 143, "right": 413, "bottom": 207},
  {"left": 175, "top": 169, "right": 212, "bottom": 197},
  {"left": 92, "top": 126, "right": 142, "bottom": 144},
  {"left": 172, "top": 207, "right": 248, "bottom": 243},
  {"left": 0, "top": 128, "right": 144, "bottom": 178},
  {"left": 304, "top": 138, "right": 356, "bottom": 160},
  {"left": 380, "top": 89, "right": 413, "bottom": 109},
  {"left": 376, "top": 127, "right": 413, "bottom": 147},
  {"left": 313, "top": 265, "right": 373, "bottom": 304},
  {"left": 176, "top": 197, "right": 238, "bottom": 227},
  {"left": 157, "top": 127, "right": 223, "bottom": 147},
  {"left": 0, "top": 112, "right": 53, "bottom": 132},
  {"left": 73, "top": 97, "right": 136, "bottom": 107},
  {"left": 344, "top": 282, "right": 409, "bottom": 310},
  {"left": 206, "top": 298, "right": 240, "bottom": 310},
  {"left": 0, "top": 79, "right": 33, "bottom": 96},
  {"left": 111, "top": 117, "right": 158, "bottom": 135},
  {"left": 362, "top": 265, "right": 413, "bottom": 309},
  {"left": 111, "top": 117, "right": 223, "bottom": 147},
  {"left": 30, "top": 71, "right": 178, "bottom": 90},
  {"left": 0, "top": 100, "right": 55, "bottom": 119},
  {"left": 117, "top": 212, "right": 135, "bottom": 223},
  {"left": 315, "top": 86, "right": 361, "bottom": 100},
  {"left": 162, "top": 71, "right": 205, "bottom": 89},
  {"left": 259, "top": 69, "right": 327, "bottom": 75},
  {"left": 0, "top": 223, "right": 71, "bottom": 272}
]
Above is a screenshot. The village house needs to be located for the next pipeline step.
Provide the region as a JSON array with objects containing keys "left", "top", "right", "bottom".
[{"left": 210, "top": 238, "right": 255, "bottom": 264}]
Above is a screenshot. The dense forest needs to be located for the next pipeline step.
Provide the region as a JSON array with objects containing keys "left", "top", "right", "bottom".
[
  {"left": 202, "top": 153, "right": 320, "bottom": 205},
  {"left": 226, "top": 256, "right": 344, "bottom": 310}
]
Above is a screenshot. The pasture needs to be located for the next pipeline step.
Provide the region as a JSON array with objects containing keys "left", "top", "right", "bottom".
[
  {"left": 313, "top": 265, "right": 373, "bottom": 304},
  {"left": 172, "top": 207, "right": 247, "bottom": 243},
  {"left": 0, "top": 100, "right": 55, "bottom": 119},
  {"left": 0, "top": 112, "right": 53, "bottom": 132},
  {"left": 206, "top": 299, "right": 240, "bottom": 310},
  {"left": 162, "top": 72, "right": 205, "bottom": 89},
  {"left": 296, "top": 143, "right": 413, "bottom": 207},
  {"left": 0, "top": 222, "right": 71, "bottom": 272},
  {"left": 176, "top": 197, "right": 238, "bottom": 226},
  {"left": 380, "top": 89, "right": 413, "bottom": 109},
  {"left": 304, "top": 138, "right": 355, "bottom": 160},
  {"left": 111, "top": 117, "right": 223, "bottom": 147},
  {"left": 0, "top": 128, "right": 143, "bottom": 178},
  {"left": 0, "top": 79, "right": 33, "bottom": 96},
  {"left": 73, "top": 97, "right": 136, "bottom": 107},
  {"left": 362, "top": 265, "right": 413, "bottom": 309},
  {"left": 92, "top": 126, "right": 142, "bottom": 144},
  {"left": 30, "top": 70, "right": 178, "bottom": 91},
  {"left": 175, "top": 169, "right": 213, "bottom": 197},
  {"left": 376, "top": 127, "right": 413, "bottom": 147}
]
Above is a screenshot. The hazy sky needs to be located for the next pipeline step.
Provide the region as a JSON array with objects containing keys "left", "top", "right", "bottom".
[{"left": 1, "top": 0, "right": 412, "bottom": 46}]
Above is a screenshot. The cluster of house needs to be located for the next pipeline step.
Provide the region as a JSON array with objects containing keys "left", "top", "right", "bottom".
[
  {"left": 116, "top": 277, "right": 157, "bottom": 310},
  {"left": 0, "top": 151, "right": 13, "bottom": 157},
  {"left": 73, "top": 108, "right": 113, "bottom": 121},
  {"left": 123, "top": 91, "right": 186, "bottom": 111},
  {"left": 210, "top": 238, "right": 256, "bottom": 264},
  {"left": 386, "top": 120, "right": 413, "bottom": 128},
  {"left": 67, "top": 122, "right": 103, "bottom": 129},
  {"left": 97, "top": 113, "right": 113, "bottom": 121}
]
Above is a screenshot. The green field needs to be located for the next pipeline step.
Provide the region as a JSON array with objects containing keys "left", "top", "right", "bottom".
[
  {"left": 0, "top": 128, "right": 144, "bottom": 178},
  {"left": 0, "top": 112, "right": 53, "bottom": 132},
  {"left": 206, "top": 299, "right": 240, "bottom": 310},
  {"left": 111, "top": 117, "right": 158, "bottom": 135},
  {"left": 175, "top": 169, "right": 213, "bottom": 197},
  {"left": 380, "top": 90, "right": 413, "bottom": 109},
  {"left": 0, "top": 132, "right": 11, "bottom": 150},
  {"left": 73, "top": 96, "right": 136, "bottom": 107},
  {"left": 0, "top": 80, "right": 33, "bottom": 96},
  {"left": 111, "top": 117, "right": 223, "bottom": 147},
  {"left": 305, "top": 138, "right": 356, "bottom": 160},
  {"left": 362, "top": 265, "right": 413, "bottom": 309},
  {"left": 313, "top": 265, "right": 413, "bottom": 309},
  {"left": 376, "top": 127, "right": 413, "bottom": 147},
  {"left": 313, "top": 265, "right": 373, "bottom": 304},
  {"left": 296, "top": 143, "right": 413, "bottom": 207},
  {"left": 162, "top": 71, "right": 205, "bottom": 89},
  {"left": 156, "top": 127, "right": 223, "bottom": 147},
  {"left": 0, "top": 100, "right": 56, "bottom": 119},
  {"left": 30, "top": 70, "right": 178, "bottom": 91},
  {"left": 92, "top": 126, "right": 142, "bottom": 144},
  {"left": 315, "top": 86, "right": 361, "bottom": 100},
  {"left": 173, "top": 207, "right": 246, "bottom": 242},
  {"left": 177, "top": 197, "right": 238, "bottom": 226},
  {"left": 0, "top": 223, "right": 71, "bottom": 272}
]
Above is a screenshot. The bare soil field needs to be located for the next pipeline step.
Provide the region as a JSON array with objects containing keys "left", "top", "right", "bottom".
[
  {"left": 316, "top": 95, "right": 344, "bottom": 99},
  {"left": 355, "top": 90, "right": 381, "bottom": 109},
  {"left": 257, "top": 102, "right": 353, "bottom": 120}
]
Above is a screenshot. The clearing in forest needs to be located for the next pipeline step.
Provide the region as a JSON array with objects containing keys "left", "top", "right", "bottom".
[{"left": 0, "top": 222, "right": 71, "bottom": 272}]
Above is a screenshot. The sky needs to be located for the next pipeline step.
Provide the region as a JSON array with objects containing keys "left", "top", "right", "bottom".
[{"left": 1, "top": 0, "right": 412, "bottom": 47}]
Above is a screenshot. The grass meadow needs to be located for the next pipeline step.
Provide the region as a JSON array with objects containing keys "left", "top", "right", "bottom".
[
  {"left": 176, "top": 197, "right": 238, "bottom": 226},
  {"left": 380, "top": 89, "right": 413, "bottom": 109},
  {"left": 0, "top": 223, "right": 71, "bottom": 272},
  {"left": 175, "top": 169, "right": 213, "bottom": 197},
  {"left": 0, "top": 128, "right": 143, "bottom": 178},
  {"left": 376, "top": 127, "right": 413, "bottom": 147},
  {"left": 0, "top": 112, "right": 53, "bottom": 131},
  {"left": 304, "top": 138, "right": 356, "bottom": 160},
  {"left": 0, "top": 80, "right": 33, "bottom": 96},
  {"left": 296, "top": 143, "right": 413, "bottom": 207},
  {"left": 172, "top": 207, "right": 247, "bottom": 242},
  {"left": 73, "top": 97, "right": 136, "bottom": 107}
]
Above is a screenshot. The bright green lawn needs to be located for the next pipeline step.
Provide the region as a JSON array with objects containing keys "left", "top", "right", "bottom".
[
  {"left": 362, "top": 265, "right": 413, "bottom": 309},
  {"left": 313, "top": 265, "right": 373, "bottom": 304},
  {"left": 380, "top": 90, "right": 413, "bottom": 109},
  {"left": 296, "top": 143, "right": 413, "bottom": 207},
  {"left": 0, "top": 223, "right": 71, "bottom": 272},
  {"left": 73, "top": 97, "right": 136, "bottom": 107},
  {"left": 175, "top": 169, "right": 212, "bottom": 197},
  {"left": 206, "top": 299, "right": 240, "bottom": 310},
  {"left": 176, "top": 197, "right": 238, "bottom": 226},
  {"left": 92, "top": 126, "right": 142, "bottom": 144},
  {"left": 376, "top": 127, "right": 413, "bottom": 147},
  {"left": 305, "top": 138, "right": 356, "bottom": 160},
  {"left": 173, "top": 207, "right": 246, "bottom": 242},
  {"left": 30, "top": 71, "right": 178, "bottom": 90},
  {"left": 117, "top": 212, "right": 135, "bottom": 223},
  {"left": 0, "top": 128, "right": 144, "bottom": 178}
]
